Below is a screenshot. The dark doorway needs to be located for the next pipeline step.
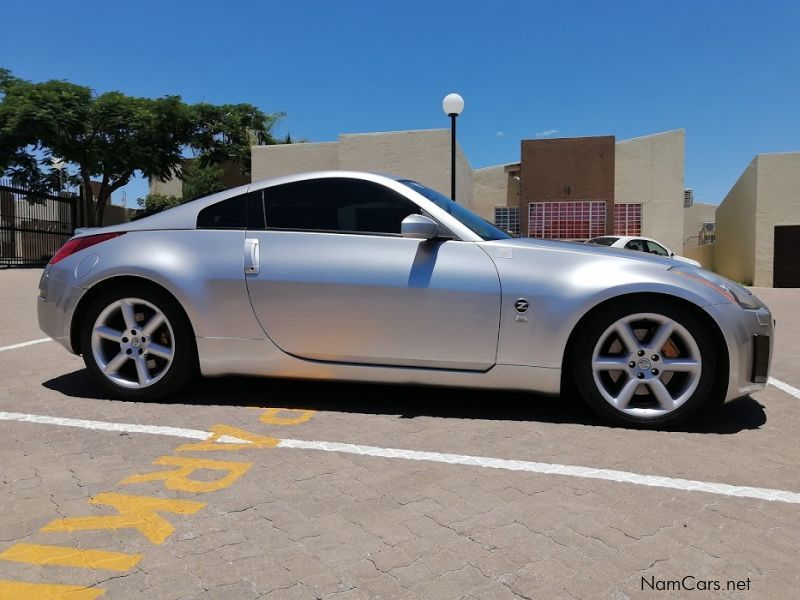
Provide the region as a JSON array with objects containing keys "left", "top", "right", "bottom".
[{"left": 773, "top": 225, "right": 800, "bottom": 287}]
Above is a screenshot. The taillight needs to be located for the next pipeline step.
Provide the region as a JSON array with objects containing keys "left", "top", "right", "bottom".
[{"left": 49, "top": 232, "right": 126, "bottom": 266}]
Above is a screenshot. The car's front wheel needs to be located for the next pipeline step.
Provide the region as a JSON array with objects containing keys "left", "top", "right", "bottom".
[
  {"left": 79, "top": 284, "right": 197, "bottom": 400},
  {"left": 573, "top": 298, "right": 722, "bottom": 428}
]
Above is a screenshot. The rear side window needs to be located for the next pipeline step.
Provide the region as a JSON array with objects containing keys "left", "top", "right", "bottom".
[
  {"left": 196, "top": 195, "right": 248, "bottom": 229},
  {"left": 625, "top": 239, "right": 646, "bottom": 252},
  {"left": 252, "top": 178, "right": 419, "bottom": 235}
]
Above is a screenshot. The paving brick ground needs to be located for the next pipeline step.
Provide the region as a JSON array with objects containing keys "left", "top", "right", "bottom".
[{"left": 0, "top": 269, "right": 798, "bottom": 599}]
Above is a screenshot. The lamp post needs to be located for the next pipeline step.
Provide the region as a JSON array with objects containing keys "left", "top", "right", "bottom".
[{"left": 442, "top": 93, "right": 464, "bottom": 201}]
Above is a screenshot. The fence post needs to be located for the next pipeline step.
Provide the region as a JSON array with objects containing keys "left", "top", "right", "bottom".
[{"left": 70, "top": 195, "right": 78, "bottom": 235}]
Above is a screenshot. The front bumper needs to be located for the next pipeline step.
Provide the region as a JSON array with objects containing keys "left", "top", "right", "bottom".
[
  {"left": 37, "top": 265, "right": 87, "bottom": 354},
  {"left": 705, "top": 302, "right": 774, "bottom": 402}
]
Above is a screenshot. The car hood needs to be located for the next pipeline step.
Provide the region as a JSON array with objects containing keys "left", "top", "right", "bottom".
[{"left": 481, "top": 237, "right": 682, "bottom": 268}]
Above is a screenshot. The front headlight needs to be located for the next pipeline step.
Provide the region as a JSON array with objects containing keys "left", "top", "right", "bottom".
[
  {"left": 717, "top": 281, "right": 761, "bottom": 309},
  {"left": 669, "top": 267, "right": 762, "bottom": 309}
]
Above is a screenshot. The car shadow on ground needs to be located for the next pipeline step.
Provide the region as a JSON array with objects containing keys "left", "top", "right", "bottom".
[{"left": 43, "top": 369, "right": 766, "bottom": 435}]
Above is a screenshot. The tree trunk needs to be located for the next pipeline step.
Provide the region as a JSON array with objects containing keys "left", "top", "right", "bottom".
[
  {"left": 95, "top": 172, "right": 132, "bottom": 227},
  {"left": 95, "top": 174, "right": 110, "bottom": 227},
  {"left": 80, "top": 170, "right": 95, "bottom": 227},
  {"left": 95, "top": 192, "right": 107, "bottom": 227}
]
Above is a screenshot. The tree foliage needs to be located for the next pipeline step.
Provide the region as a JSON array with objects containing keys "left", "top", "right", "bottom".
[
  {"left": 181, "top": 161, "right": 225, "bottom": 200},
  {"left": 138, "top": 193, "right": 182, "bottom": 215},
  {"left": 0, "top": 69, "right": 284, "bottom": 225},
  {"left": 136, "top": 161, "right": 228, "bottom": 216}
]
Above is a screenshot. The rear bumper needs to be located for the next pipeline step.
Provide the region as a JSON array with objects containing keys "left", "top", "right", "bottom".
[
  {"left": 37, "top": 265, "right": 86, "bottom": 354},
  {"left": 705, "top": 302, "right": 774, "bottom": 402}
]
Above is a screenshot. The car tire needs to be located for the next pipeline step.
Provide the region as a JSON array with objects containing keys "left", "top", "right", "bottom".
[
  {"left": 79, "top": 283, "right": 198, "bottom": 400},
  {"left": 573, "top": 297, "right": 723, "bottom": 428}
]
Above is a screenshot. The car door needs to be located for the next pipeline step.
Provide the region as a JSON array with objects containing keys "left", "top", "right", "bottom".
[{"left": 243, "top": 177, "right": 501, "bottom": 371}]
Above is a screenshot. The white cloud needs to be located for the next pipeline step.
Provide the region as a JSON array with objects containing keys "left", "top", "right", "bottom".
[
  {"left": 535, "top": 129, "right": 560, "bottom": 138},
  {"left": 496, "top": 131, "right": 504, "bottom": 137}
]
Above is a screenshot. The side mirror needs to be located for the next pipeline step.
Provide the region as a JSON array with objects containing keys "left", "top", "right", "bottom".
[
  {"left": 401, "top": 214, "right": 439, "bottom": 240},
  {"left": 670, "top": 252, "right": 676, "bottom": 257}
]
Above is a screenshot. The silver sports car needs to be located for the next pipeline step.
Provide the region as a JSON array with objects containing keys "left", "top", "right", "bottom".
[{"left": 38, "top": 171, "right": 773, "bottom": 427}]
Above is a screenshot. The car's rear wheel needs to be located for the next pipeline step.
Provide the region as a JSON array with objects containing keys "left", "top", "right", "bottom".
[
  {"left": 80, "top": 284, "right": 197, "bottom": 400},
  {"left": 573, "top": 298, "right": 722, "bottom": 428}
]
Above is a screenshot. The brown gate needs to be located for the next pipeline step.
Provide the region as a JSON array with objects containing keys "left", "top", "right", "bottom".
[{"left": 773, "top": 225, "right": 800, "bottom": 287}]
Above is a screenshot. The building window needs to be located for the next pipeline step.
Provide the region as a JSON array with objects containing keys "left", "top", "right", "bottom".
[
  {"left": 528, "top": 201, "right": 606, "bottom": 240},
  {"left": 614, "top": 203, "right": 643, "bottom": 236},
  {"left": 494, "top": 207, "right": 520, "bottom": 236}
]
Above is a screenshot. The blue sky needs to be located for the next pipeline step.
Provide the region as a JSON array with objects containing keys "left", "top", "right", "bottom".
[{"left": 2, "top": 0, "right": 798, "bottom": 206}]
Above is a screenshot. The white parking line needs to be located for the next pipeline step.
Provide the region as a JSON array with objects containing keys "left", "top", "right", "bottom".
[
  {"left": 1, "top": 411, "right": 799, "bottom": 505},
  {"left": 769, "top": 377, "right": 800, "bottom": 400},
  {"left": 0, "top": 412, "right": 245, "bottom": 444},
  {"left": 0, "top": 337, "right": 51, "bottom": 352}
]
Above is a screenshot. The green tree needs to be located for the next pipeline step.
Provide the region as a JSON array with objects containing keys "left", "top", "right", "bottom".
[
  {"left": 191, "top": 103, "right": 283, "bottom": 175},
  {"left": 181, "top": 161, "right": 225, "bottom": 200},
  {"left": 0, "top": 69, "right": 284, "bottom": 225},
  {"left": 137, "top": 192, "right": 182, "bottom": 214}
]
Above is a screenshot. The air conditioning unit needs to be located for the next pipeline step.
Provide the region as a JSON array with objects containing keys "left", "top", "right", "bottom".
[
  {"left": 700, "top": 222, "right": 716, "bottom": 244},
  {"left": 684, "top": 189, "right": 694, "bottom": 208}
]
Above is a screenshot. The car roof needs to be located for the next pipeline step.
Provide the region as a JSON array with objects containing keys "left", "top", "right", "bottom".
[
  {"left": 87, "top": 171, "right": 482, "bottom": 242},
  {"left": 620, "top": 236, "right": 663, "bottom": 244}
]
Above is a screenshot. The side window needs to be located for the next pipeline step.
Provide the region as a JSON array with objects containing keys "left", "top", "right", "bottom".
[
  {"left": 257, "top": 178, "right": 420, "bottom": 235},
  {"left": 646, "top": 241, "right": 669, "bottom": 256},
  {"left": 196, "top": 194, "right": 248, "bottom": 229},
  {"left": 625, "top": 239, "right": 645, "bottom": 252}
]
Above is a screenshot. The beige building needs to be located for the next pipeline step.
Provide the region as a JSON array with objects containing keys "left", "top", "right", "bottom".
[
  {"left": 251, "top": 128, "right": 687, "bottom": 253},
  {"left": 683, "top": 200, "right": 717, "bottom": 250},
  {"left": 711, "top": 152, "right": 800, "bottom": 287},
  {"left": 146, "top": 126, "right": 799, "bottom": 288},
  {"left": 251, "top": 130, "right": 473, "bottom": 209},
  {"left": 615, "top": 130, "right": 685, "bottom": 253}
]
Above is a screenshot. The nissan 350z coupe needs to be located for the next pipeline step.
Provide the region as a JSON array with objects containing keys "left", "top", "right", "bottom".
[{"left": 38, "top": 172, "right": 773, "bottom": 427}]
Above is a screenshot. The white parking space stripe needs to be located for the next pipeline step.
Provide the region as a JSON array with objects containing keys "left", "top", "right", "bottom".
[
  {"left": 769, "top": 377, "right": 800, "bottom": 400},
  {"left": 0, "top": 412, "right": 244, "bottom": 444},
  {"left": 0, "top": 337, "right": 51, "bottom": 352},
  {"left": 277, "top": 439, "right": 800, "bottom": 505},
  {"left": 1, "top": 411, "right": 799, "bottom": 505}
]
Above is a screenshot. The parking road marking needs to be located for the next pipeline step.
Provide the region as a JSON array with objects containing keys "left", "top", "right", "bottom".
[
  {"left": 769, "top": 377, "right": 800, "bottom": 400},
  {"left": 2, "top": 411, "right": 800, "bottom": 505},
  {"left": 0, "top": 411, "right": 246, "bottom": 444},
  {"left": 278, "top": 438, "right": 800, "bottom": 505},
  {"left": 0, "top": 543, "right": 142, "bottom": 572},
  {"left": 0, "top": 337, "right": 51, "bottom": 352},
  {"left": 0, "top": 580, "right": 104, "bottom": 599},
  {"left": 41, "top": 492, "right": 206, "bottom": 545}
]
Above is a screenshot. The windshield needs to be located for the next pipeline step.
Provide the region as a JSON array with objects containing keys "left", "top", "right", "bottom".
[{"left": 399, "top": 180, "right": 511, "bottom": 241}]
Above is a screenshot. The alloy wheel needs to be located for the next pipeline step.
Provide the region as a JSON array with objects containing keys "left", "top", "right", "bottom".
[
  {"left": 591, "top": 312, "right": 702, "bottom": 418},
  {"left": 90, "top": 297, "right": 175, "bottom": 389}
]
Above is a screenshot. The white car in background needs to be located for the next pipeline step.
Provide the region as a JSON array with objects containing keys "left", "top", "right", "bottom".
[{"left": 586, "top": 236, "right": 702, "bottom": 267}]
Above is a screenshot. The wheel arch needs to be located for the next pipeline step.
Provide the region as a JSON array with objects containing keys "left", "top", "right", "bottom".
[
  {"left": 560, "top": 292, "right": 729, "bottom": 396},
  {"left": 70, "top": 275, "right": 197, "bottom": 355}
]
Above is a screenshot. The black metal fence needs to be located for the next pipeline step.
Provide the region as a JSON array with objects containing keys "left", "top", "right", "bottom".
[{"left": 0, "top": 179, "right": 77, "bottom": 267}]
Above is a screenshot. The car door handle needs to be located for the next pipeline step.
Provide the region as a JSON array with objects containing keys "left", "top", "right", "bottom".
[{"left": 244, "top": 238, "right": 259, "bottom": 275}]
